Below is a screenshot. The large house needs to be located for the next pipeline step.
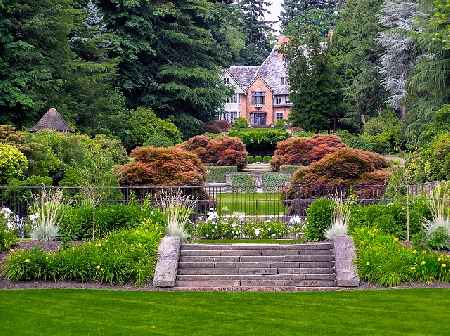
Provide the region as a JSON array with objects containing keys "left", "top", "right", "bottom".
[{"left": 221, "top": 36, "right": 292, "bottom": 127}]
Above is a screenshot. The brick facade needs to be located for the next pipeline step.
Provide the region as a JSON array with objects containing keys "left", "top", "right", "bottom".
[{"left": 222, "top": 36, "right": 292, "bottom": 127}]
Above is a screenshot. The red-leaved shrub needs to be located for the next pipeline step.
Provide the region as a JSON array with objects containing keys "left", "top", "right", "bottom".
[
  {"left": 179, "top": 135, "right": 247, "bottom": 169},
  {"left": 204, "top": 120, "right": 231, "bottom": 133},
  {"left": 285, "top": 148, "right": 390, "bottom": 199},
  {"left": 271, "top": 135, "right": 346, "bottom": 170},
  {"left": 117, "top": 146, "right": 206, "bottom": 186}
]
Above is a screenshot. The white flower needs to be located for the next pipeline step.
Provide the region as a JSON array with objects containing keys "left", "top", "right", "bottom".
[
  {"left": 29, "top": 214, "right": 39, "bottom": 222},
  {"left": 254, "top": 228, "right": 261, "bottom": 237},
  {"left": 1, "top": 207, "right": 12, "bottom": 219},
  {"left": 289, "top": 216, "right": 302, "bottom": 225}
]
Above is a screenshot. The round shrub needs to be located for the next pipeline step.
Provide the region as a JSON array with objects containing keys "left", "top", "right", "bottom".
[
  {"left": 0, "top": 143, "right": 28, "bottom": 183},
  {"left": 285, "top": 148, "right": 390, "bottom": 199},
  {"left": 118, "top": 146, "right": 206, "bottom": 186},
  {"left": 179, "top": 135, "right": 247, "bottom": 169},
  {"left": 271, "top": 135, "right": 346, "bottom": 171}
]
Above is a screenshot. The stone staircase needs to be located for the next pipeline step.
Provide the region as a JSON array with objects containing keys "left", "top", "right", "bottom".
[{"left": 175, "top": 243, "right": 337, "bottom": 291}]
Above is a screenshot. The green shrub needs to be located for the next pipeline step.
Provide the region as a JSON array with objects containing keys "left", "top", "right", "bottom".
[
  {"left": 0, "top": 215, "right": 18, "bottom": 252},
  {"left": 230, "top": 173, "right": 256, "bottom": 192},
  {"left": 279, "top": 165, "right": 300, "bottom": 175},
  {"left": 59, "top": 202, "right": 164, "bottom": 241},
  {"left": 352, "top": 227, "right": 450, "bottom": 286},
  {"left": 305, "top": 198, "right": 335, "bottom": 241},
  {"left": 348, "top": 198, "right": 431, "bottom": 240},
  {"left": 255, "top": 155, "right": 263, "bottom": 163},
  {"left": 206, "top": 166, "right": 238, "bottom": 183},
  {"left": 3, "top": 222, "right": 164, "bottom": 285},
  {"left": 0, "top": 143, "right": 28, "bottom": 184},
  {"left": 262, "top": 173, "right": 290, "bottom": 192},
  {"left": 263, "top": 156, "right": 271, "bottom": 163}
]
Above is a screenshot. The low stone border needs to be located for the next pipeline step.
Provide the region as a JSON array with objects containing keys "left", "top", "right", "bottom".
[
  {"left": 153, "top": 236, "right": 181, "bottom": 288},
  {"left": 332, "top": 235, "right": 360, "bottom": 287}
]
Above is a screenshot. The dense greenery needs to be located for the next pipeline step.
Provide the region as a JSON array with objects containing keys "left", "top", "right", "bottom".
[
  {"left": 228, "top": 128, "right": 289, "bottom": 155},
  {"left": 2, "top": 221, "right": 164, "bottom": 285},
  {"left": 353, "top": 228, "right": 450, "bottom": 286},
  {"left": 1, "top": 289, "right": 450, "bottom": 336}
]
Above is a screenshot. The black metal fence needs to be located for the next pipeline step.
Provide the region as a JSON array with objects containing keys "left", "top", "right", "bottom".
[{"left": 0, "top": 184, "right": 406, "bottom": 222}]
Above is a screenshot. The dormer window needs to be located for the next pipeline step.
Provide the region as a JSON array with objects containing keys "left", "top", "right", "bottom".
[
  {"left": 281, "top": 77, "right": 287, "bottom": 85},
  {"left": 224, "top": 77, "right": 230, "bottom": 85},
  {"left": 252, "top": 92, "right": 265, "bottom": 105}
]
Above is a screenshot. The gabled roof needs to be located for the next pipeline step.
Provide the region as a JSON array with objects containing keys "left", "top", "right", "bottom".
[
  {"left": 228, "top": 66, "right": 260, "bottom": 89},
  {"left": 30, "top": 108, "right": 72, "bottom": 132},
  {"left": 256, "top": 44, "right": 289, "bottom": 95},
  {"left": 225, "top": 36, "right": 290, "bottom": 95}
]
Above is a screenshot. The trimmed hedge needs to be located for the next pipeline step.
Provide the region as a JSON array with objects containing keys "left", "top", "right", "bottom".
[
  {"left": 262, "top": 172, "right": 290, "bottom": 192},
  {"left": 206, "top": 166, "right": 238, "bottom": 183},
  {"left": 230, "top": 173, "right": 256, "bottom": 192}
]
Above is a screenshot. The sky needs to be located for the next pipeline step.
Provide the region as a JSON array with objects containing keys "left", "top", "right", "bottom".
[{"left": 267, "top": 0, "right": 283, "bottom": 32}]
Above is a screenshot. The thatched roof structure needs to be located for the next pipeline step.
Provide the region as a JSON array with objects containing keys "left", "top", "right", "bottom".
[{"left": 29, "top": 108, "right": 72, "bottom": 132}]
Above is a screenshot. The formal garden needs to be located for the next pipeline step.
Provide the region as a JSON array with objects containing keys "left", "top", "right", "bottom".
[{"left": 1, "top": 0, "right": 449, "bottom": 334}]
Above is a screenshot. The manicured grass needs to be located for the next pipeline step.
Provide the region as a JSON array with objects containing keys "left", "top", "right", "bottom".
[
  {"left": 1, "top": 289, "right": 449, "bottom": 335},
  {"left": 216, "top": 192, "right": 285, "bottom": 215},
  {"left": 193, "top": 239, "right": 305, "bottom": 244}
]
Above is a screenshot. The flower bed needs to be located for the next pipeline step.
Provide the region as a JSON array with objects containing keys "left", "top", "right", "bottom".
[
  {"left": 353, "top": 228, "right": 450, "bottom": 286},
  {"left": 2, "top": 221, "right": 164, "bottom": 286}
]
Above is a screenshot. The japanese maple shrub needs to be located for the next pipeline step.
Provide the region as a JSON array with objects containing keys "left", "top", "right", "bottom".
[
  {"left": 271, "top": 135, "right": 346, "bottom": 171},
  {"left": 179, "top": 135, "right": 247, "bottom": 169}
]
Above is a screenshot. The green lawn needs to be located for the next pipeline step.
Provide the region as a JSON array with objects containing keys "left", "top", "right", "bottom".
[
  {"left": 216, "top": 192, "right": 285, "bottom": 215},
  {"left": 1, "top": 289, "right": 449, "bottom": 335}
]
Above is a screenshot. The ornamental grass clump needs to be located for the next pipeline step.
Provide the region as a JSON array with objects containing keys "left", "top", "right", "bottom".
[
  {"left": 30, "top": 188, "right": 63, "bottom": 241},
  {"left": 423, "top": 182, "right": 450, "bottom": 249},
  {"left": 325, "top": 196, "right": 352, "bottom": 240},
  {"left": 156, "top": 189, "right": 196, "bottom": 238}
]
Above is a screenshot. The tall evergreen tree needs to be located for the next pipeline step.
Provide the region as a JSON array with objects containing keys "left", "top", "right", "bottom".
[
  {"left": 98, "top": 0, "right": 240, "bottom": 121},
  {"left": 287, "top": 26, "right": 344, "bottom": 131},
  {"left": 236, "top": 0, "right": 274, "bottom": 65},
  {"left": 329, "top": 0, "right": 386, "bottom": 130},
  {"left": 280, "top": 0, "right": 337, "bottom": 31}
]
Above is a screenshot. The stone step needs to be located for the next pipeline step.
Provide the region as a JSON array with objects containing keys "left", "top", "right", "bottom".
[
  {"left": 177, "top": 274, "right": 335, "bottom": 281},
  {"left": 172, "top": 286, "right": 337, "bottom": 292},
  {"left": 178, "top": 261, "right": 334, "bottom": 269},
  {"left": 176, "top": 279, "right": 336, "bottom": 288},
  {"left": 180, "top": 249, "right": 332, "bottom": 257},
  {"left": 180, "top": 255, "right": 333, "bottom": 263},
  {"left": 181, "top": 243, "right": 333, "bottom": 251},
  {"left": 178, "top": 267, "right": 333, "bottom": 275}
]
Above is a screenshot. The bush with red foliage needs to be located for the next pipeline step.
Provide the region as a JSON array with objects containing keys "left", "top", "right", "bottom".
[
  {"left": 179, "top": 135, "right": 247, "bottom": 169},
  {"left": 271, "top": 135, "right": 346, "bottom": 171},
  {"left": 117, "top": 146, "right": 206, "bottom": 186},
  {"left": 285, "top": 148, "right": 390, "bottom": 200},
  {"left": 204, "top": 120, "right": 231, "bottom": 133}
]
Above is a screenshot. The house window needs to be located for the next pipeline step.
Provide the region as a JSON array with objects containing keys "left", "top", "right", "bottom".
[
  {"left": 252, "top": 92, "right": 265, "bottom": 105},
  {"left": 281, "top": 77, "right": 287, "bottom": 85},
  {"left": 227, "top": 94, "right": 239, "bottom": 104},
  {"left": 230, "top": 111, "right": 238, "bottom": 122},
  {"left": 224, "top": 77, "right": 230, "bottom": 85},
  {"left": 276, "top": 112, "right": 284, "bottom": 121},
  {"left": 275, "top": 96, "right": 282, "bottom": 105}
]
